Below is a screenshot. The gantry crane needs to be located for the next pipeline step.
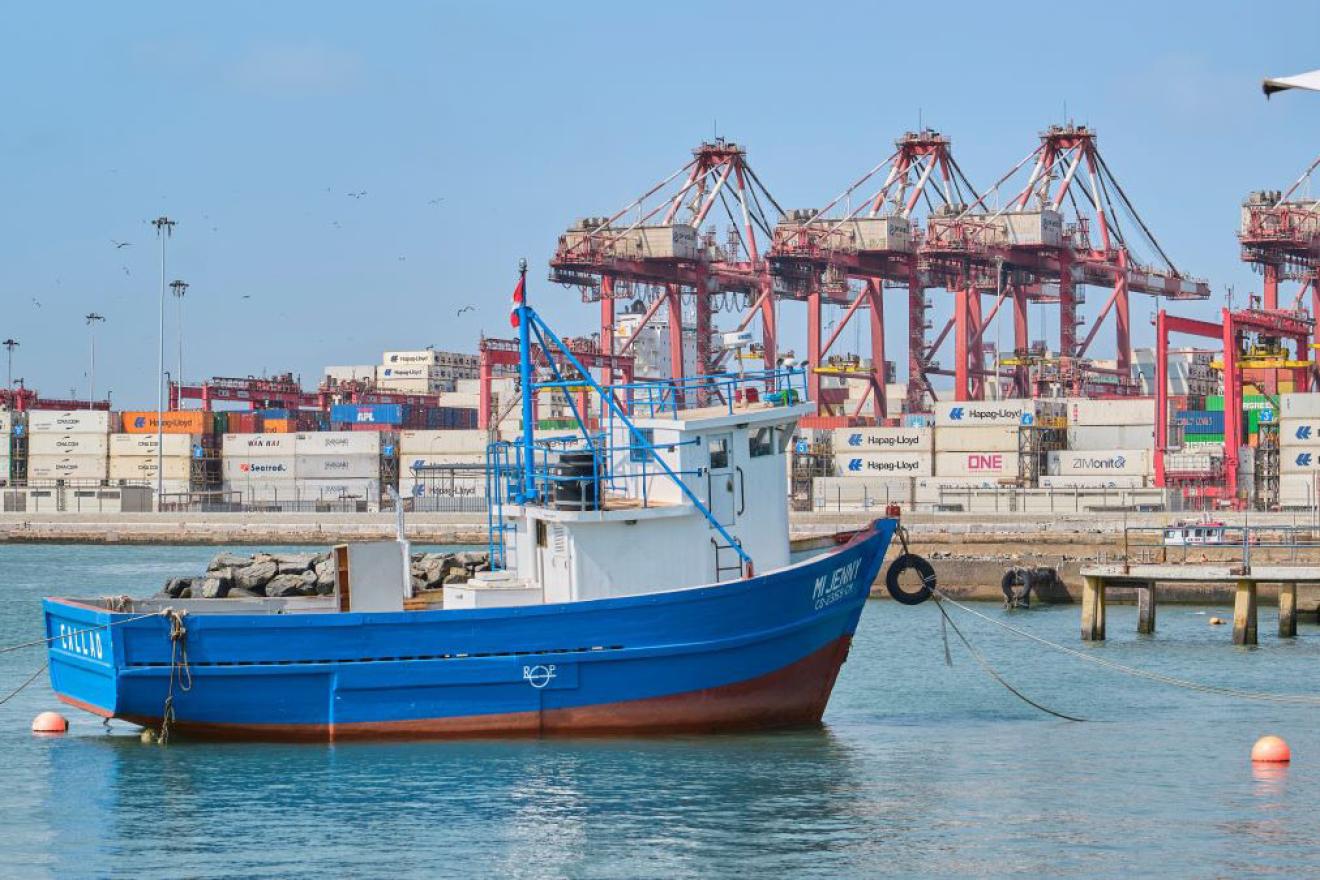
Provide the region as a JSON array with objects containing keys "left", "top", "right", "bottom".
[{"left": 923, "top": 124, "right": 1211, "bottom": 401}]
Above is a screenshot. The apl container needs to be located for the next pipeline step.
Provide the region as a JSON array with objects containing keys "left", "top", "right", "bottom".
[{"left": 330, "top": 404, "right": 404, "bottom": 425}]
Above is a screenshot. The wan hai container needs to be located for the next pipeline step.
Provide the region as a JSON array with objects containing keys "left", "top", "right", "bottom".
[{"left": 223, "top": 433, "right": 295, "bottom": 456}]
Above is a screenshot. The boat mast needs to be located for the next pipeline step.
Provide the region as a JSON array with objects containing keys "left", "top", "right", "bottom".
[{"left": 516, "top": 259, "right": 536, "bottom": 502}]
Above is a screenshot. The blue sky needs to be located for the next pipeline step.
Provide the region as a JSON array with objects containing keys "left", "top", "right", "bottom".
[{"left": 3, "top": 1, "right": 1320, "bottom": 405}]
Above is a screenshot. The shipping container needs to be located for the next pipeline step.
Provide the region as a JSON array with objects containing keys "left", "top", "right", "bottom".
[
  {"left": 223, "top": 478, "right": 381, "bottom": 502},
  {"left": 1065, "top": 398, "right": 1158, "bottom": 427},
  {"left": 1173, "top": 410, "right": 1225, "bottom": 432},
  {"left": 400, "top": 453, "right": 486, "bottom": 475},
  {"left": 1038, "top": 475, "right": 1146, "bottom": 489},
  {"left": 1281, "top": 448, "right": 1320, "bottom": 474},
  {"left": 1048, "top": 449, "right": 1150, "bottom": 476},
  {"left": 119, "top": 410, "right": 210, "bottom": 435},
  {"left": 913, "top": 477, "right": 1005, "bottom": 503},
  {"left": 29, "top": 433, "right": 109, "bottom": 456},
  {"left": 257, "top": 408, "right": 291, "bottom": 419},
  {"left": 933, "top": 451, "right": 1020, "bottom": 477},
  {"left": 109, "top": 433, "right": 196, "bottom": 456},
  {"left": 28, "top": 410, "right": 112, "bottom": 434},
  {"left": 221, "top": 457, "right": 297, "bottom": 480},
  {"left": 1280, "top": 393, "right": 1320, "bottom": 419},
  {"left": 294, "top": 431, "right": 381, "bottom": 456},
  {"left": 324, "top": 365, "right": 378, "bottom": 384},
  {"left": 296, "top": 454, "right": 380, "bottom": 479},
  {"left": 1066, "top": 424, "right": 1155, "bottom": 451},
  {"left": 0, "top": 411, "right": 11, "bottom": 433},
  {"left": 829, "top": 427, "right": 930, "bottom": 452},
  {"left": 400, "top": 478, "right": 487, "bottom": 500},
  {"left": 811, "top": 476, "right": 913, "bottom": 506},
  {"left": 223, "top": 433, "right": 296, "bottom": 456},
  {"left": 1164, "top": 451, "right": 1221, "bottom": 473},
  {"left": 263, "top": 419, "right": 294, "bottom": 433},
  {"left": 382, "top": 350, "right": 443, "bottom": 367},
  {"left": 934, "top": 425, "right": 1021, "bottom": 452},
  {"left": 831, "top": 452, "right": 932, "bottom": 477},
  {"left": 108, "top": 456, "right": 192, "bottom": 480},
  {"left": 330, "top": 403, "right": 404, "bottom": 425},
  {"left": 27, "top": 455, "right": 107, "bottom": 480},
  {"left": 933, "top": 399, "right": 1061, "bottom": 427},
  {"left": 1280, "top": 418, "right": 1320, "bottom": 448},
  {"left": 1279, "top": 473, "right": 1320, "bottom": 507},
  {"left": 376, "top": 365, "right": 444, "bottom": 381},
  {"left": 399, "top": 429, "right": 489, "bottom": 456}
]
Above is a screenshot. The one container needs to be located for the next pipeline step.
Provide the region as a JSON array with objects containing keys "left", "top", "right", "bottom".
[
  {"left": 934, "top": 426, "right": 1021, "bottom": 452},
  {"left": 933, "top": 451, "right": 1020, "bottom": 478},
  {"left": 27, "top": 411, "right": 112, "bottom": 434}
]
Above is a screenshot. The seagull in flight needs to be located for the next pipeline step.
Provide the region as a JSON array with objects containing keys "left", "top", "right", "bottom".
[
  {"left": 347, "top": 190, "right": 367, "bottom": 199},
  {"left": 456, "top": 305, "right": 474, "bottom": 317},
  {"left": 31, "top": 298, "right": 41, "bottom": 308},
  {"left": 111, "top": 240, "right": 131, "bottom": 249},
  {"left": 427, "top": 197, "right": 445, "bottom": 206},
  {"left": 122, "top": 266, "right": 131, "bottom": 276}
]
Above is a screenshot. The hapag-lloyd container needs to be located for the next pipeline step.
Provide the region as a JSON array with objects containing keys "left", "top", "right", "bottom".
[
  {"left": 296, "top": 454, "right": 380, "bottom": 479},
  {"left": 829, "top": 428, "right": 930, "bottom": 452},
  {"left": 1281, "top": 393, "right": 1320, "bottom": 420},
  {"left": 29, "top": 434, "right": 110, "bottom": 456},
  {"left": 223, "top": 433, "right": 296, "bottom": 456},
  {"left": 831, "top": 452, "right": 932, "bottom": 477},
  {"left": 933, "top": 451, "right": 1020, "bottom": 477},
  {"left": 399, "top": 430, "right": 489, "bottom": 456},
  {"left": 1048, "top": 449, "right": 1150, "bottom": 476},
  {"left": 120, "top": 410, "right": 210, "bottom": 435},
  {"left": 382, "top": 350, "right": 442, "bottom": 367},
  {"left": 221, "top": 457, "right": 296, "bottom": 480},
  {"left": 27, "top": 455, "right": 108, "bottom": 480},
  {"left": 110, "top": 433, "right": 196, "bottom": 456},
  {"left": 400, "top": 453, "right": 486, "bottom": 474},
  {"left": 933, "top": 400, "right": 1058, "bottom": 427},
  {"left": 27, "top": 410, "right": 112, "bottom": 434},
  {"left": 1280, "top": 419, "right": 1320, "bottom": 448},
  {"left": 1281, "top": 449, "right": 1320, "bottom": 473},
  {"left": 400, "top": 477, "right": 487, "bottom": 500},
  {"left": 294, "top": 432, "right": 381, "bottom": 456},
  {"left": 933, "top": 426, "right": 1021, "bottom": 452}
]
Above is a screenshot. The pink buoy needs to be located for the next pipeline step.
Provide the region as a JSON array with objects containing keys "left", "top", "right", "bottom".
[
  {"left": 31, "top": 711, "right": 69, "bottom": 735},
  {"left": 1251, "top": 735, "right": 1291, "bottom": 764}
]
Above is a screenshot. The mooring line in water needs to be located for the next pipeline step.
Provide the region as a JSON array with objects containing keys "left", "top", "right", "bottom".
[
  {"left": 935, "top": 591, "right": 1320, "bottom": 706},
  {"left": 0, "top": 611, "right": 167, "bottom": 656},
  {"left": 0, "top": 662, "right": 48, "bottom": 707},
  {"left": 932, "top": 598, "right": 1088, "bottom": 722}
]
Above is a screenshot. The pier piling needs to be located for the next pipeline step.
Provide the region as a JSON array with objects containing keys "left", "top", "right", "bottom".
[
  {"left": 1137, "top": 583, "right": 1156, "bottom": 635},
  {"left": 1081, "top": 575, "right": 1106, "bottom": 641},
  {"left": 1233, "top": 580, "right": 1257, "bottom": 647},
  {"left": 1278, "top": 583, "right": 1297, "bottom": 639}
]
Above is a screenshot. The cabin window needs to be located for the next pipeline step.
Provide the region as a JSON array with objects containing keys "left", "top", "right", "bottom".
[
  {"left": 630, "top": 428, "right": 655, "bottom": 463},
  {"left": 708, "top": 437, "right": 729, "bottom": 470},
  {"left": 749, "top": 427, "right": 774, "bottom": 458},
  {"left": 536, "top": 520, "right": 548, "bottom": 548}
]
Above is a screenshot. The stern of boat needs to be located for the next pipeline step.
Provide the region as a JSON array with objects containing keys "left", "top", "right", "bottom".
[{"left": 43, "top": 599, "right": 123, "bottom": 718}]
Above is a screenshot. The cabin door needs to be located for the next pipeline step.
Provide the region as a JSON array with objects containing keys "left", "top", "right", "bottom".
[{"left": 706, "top": 433, "right": 736, "bottom": 527}]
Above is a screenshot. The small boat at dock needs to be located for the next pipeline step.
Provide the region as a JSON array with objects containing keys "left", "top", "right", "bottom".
[{"left": 43, "top": 273, "right": 896, "bottom": 740}]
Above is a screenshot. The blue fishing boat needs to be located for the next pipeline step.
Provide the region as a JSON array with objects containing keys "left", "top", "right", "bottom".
[{"left": 42, "top": 269, "right": 901, "bottom": 740}]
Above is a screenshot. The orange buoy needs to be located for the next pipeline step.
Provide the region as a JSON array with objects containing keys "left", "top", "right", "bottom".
[
  {"left": 1252, "top": 735, "right": 1291, "bottom": 764},
  {"left": 31, "top": 711, "right": 68, "bottom": 735},
  {"left": 1209, "top": 617, "right": 1225, "bottom": 626}
]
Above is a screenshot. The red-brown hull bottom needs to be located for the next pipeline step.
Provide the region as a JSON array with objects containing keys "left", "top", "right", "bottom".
[{"left": 102, "top": 635, "right": 855, "bottom": 742}]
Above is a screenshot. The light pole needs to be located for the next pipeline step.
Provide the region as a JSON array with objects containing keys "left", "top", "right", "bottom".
[
  {"left": 85, "top": 314, "right": 105, "bottom": 407},
  {"left": 170, "top": 279, "right": 189, "bottom": 385},
  {"left": 2, "top": 339, "right": 17, "bottom": 391},
  {"left": 152, "top": 216, "right": 176, "bottom": 506}
]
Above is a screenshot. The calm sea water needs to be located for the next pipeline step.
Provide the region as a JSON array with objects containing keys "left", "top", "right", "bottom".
[{"left": 3, "top": 544, "right": 1320, "bottom": 878}]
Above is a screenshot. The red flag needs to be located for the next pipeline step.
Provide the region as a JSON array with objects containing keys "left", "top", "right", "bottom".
[
  {"left": 511, "top": 276, "right": 525, "bottom": 304},
  {"left": 509, "top": 307, "right": 520, "bottom": 328}
]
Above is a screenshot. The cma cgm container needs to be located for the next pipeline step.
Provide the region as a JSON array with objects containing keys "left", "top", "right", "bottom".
[
  {"left": 829, "top": 427, "right": 930, "bottom": 452},
  {"left": 29, "top": 434, "right": 110, "bottom": 456},
  {"left": 110, "top": 433, "right": 196, "bottom": 456},
  {"left": 831, "top": 452, "right": 933, "bottom": 476},
  {"left": 330, "top": 404, "right": 404, "bottom": 426},
  {"left": 27, "top": 410, "right": 112, "bottom": 434},
  {"left": 27, "top": 456, "right": 107, "bottom": 480},
  {"left": 120, "top": 410, "right": 212, "bottom": 434}
]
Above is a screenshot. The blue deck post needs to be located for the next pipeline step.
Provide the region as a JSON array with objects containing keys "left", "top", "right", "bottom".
[{"left": 516, "top": 260, "right": 536, "bottom": 502}]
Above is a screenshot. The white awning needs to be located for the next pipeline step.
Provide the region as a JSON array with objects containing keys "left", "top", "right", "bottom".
[{"left": 1264, "top": 68, "right": 1320, "bottom": 97}]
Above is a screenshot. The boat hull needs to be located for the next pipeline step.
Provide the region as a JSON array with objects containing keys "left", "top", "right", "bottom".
[{"left": 44, "top": 519, "right": 894, "bottom": 741}]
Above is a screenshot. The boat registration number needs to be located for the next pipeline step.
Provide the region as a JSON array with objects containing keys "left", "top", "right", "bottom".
[{"left": 812, "top": 558, "right": 863, "bottom": 610}]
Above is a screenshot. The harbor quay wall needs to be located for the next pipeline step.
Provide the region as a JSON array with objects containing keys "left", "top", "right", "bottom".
[{"left": 4, "top": 510, "right": 1318, "bottom": 610}]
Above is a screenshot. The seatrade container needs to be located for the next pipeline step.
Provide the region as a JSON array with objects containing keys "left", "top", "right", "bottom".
[
  {"left": 330, "top": 404, "right": 404, "bottom": 425},
  {"left": 934, "top": 426, "right": 1020, "bottom": 452},
  {"left": 28, "top": 410, "right": 112, "bottom": 434},
  {"left": 831, "top": 452, "right": 932, "bottom": 476},
  {"left": 120, "top": 410, "right": 210, "bottom": 435},
  {"left": 1047, "top": 449, "right": 1150, "bottom": 476},
  {"left": 223, "top": 433, "right": 296, "bottom": 456},
  {"left": 1281, "top": 419, "right": 1320, "bottom": 448},
  {"left": 1281, "top": 393, "right": 1320, "bottom": 420},
  {"left": 934, "top": 400, "right": 1053, "bottom": 427},
  {"left": 294, "top": 431, "right": 380, "bottom": 456},
  {"left": 221, "top": 457, "right": 296, "bottom": 480},
  {"left": 29, "top": 433, "right": 109, "bottom": 456},
  {"left": 933, "top": 451, "right": 1019, "bottom": 477},
  {"left": 830, "top": 428, "right": 930, "bottom": 452}
]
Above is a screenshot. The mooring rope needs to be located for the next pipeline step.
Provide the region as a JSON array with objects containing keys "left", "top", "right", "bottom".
[
  {"left": 0, "top": 662, "right": 48, "bottom": 708},
  {"left": 935, "top": 590, "right": 1320, "bottom": 707},
  {"left": 156, "top": 609, "right": 192, "bottom": 745},
  {"left": 0, "top": 611, "right": 166, "bottom": 655}
]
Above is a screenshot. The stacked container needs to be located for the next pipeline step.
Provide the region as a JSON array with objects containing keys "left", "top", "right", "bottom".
[
  {"left": 398, "top": 429, "right": 487, "bottom": 503},
  {"left": 293, "top": 431, "right": 382, "bottom": 501},
  {"left": 1057, "top": 398, "right": 1156, "bottom": 488},
  {"left": 108, "top": 433, "right": 196, "bottom": 494},
  {"left": 26, "top": 410, "right": 111, "bottom": 483},
  {"left": 0, "top": 411, "right": 10, "bottom": 484},
  {"left": 1279, "top": 392, "right": 1320, "bottom": 507}
]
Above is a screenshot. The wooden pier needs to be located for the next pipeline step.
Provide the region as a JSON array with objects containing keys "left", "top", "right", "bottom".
[{"left": 1079, "top": 563, "right": 1320, "bottom": 645}]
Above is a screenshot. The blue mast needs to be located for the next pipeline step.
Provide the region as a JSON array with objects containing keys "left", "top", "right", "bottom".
[{"left": 516, "top": 259, "right": 536, "bottom": 502}]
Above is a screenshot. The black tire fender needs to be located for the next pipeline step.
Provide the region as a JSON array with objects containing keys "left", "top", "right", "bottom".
[{"left": 886, "top": 553, "right": 936, "bottom": 606}]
